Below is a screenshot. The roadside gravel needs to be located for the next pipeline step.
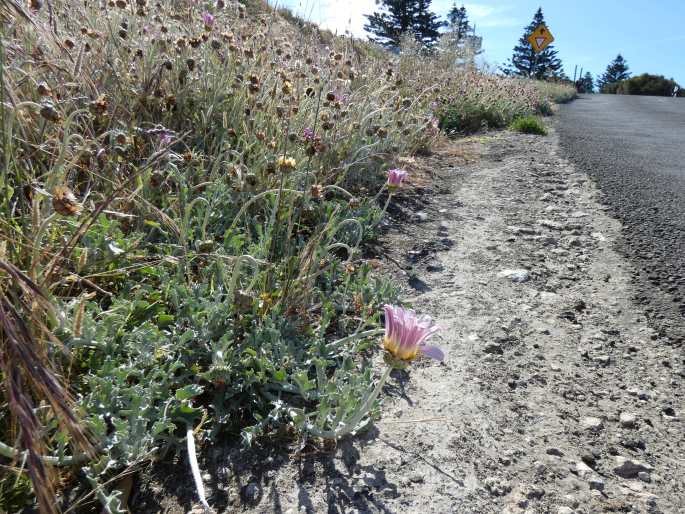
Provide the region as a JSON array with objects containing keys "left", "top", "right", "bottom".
[{"left": 134, "top": 130, "right": 685, "bottom": 514}]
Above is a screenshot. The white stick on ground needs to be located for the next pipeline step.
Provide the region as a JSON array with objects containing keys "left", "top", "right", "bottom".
[{"left": 186, "top": 428, "right": 211, "bottom": 512}]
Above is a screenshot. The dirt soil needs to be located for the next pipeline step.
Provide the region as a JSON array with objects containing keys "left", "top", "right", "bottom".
[{"left": 133, "top": 129, "right": 684, "bottom": 514}]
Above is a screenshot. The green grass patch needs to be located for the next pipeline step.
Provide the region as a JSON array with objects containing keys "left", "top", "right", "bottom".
[{"left": 510, "top": 116, "right": 548, "bottom": 135}]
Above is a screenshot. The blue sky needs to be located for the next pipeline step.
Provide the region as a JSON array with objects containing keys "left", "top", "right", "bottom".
[{"left": 275, "top": 1, "right": 685, "bottom": 85}]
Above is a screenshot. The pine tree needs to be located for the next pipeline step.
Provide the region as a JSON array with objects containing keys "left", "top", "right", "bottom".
[
  {"left": 580, "top": 71, "right": 594, "bottom": 93},
  {"left": 447, "top": 3, "right": 469, "bottom": 42},
  {"left": 597, "top": 54, "right": 630, "bottom": 93},
  {"left": 502, "top": 8, "right": 563, "bottom": 79},
  {"left": 412, "top": 0, "right": 445, "bottom": 47},
  {"left": 364, "top": 0, "right": 445, "bottom": 50}
]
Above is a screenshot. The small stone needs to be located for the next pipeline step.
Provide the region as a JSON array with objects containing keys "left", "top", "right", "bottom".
[
  {"left": 613, "top": 456, "right": 654, "bottom": 479},
  {"left": 557, "top": 508, "right": 575, "bottom": 514},
  {"left": 484, "top": 477, "right": 511, "bottom": 496},
  {"left": 638, "top": 471, "right": 651, "bottom": 482},
  {"left": 580, "top": 416, "right": 603, "bottom": 432},
  {"left": 409, "top": 472, "right": 424, "bottom": 483},
  {"left": 538, "top": 219, "right": 564, "bottom": 230},
  {"left": 414, "top": 211, "right": 428, "bottom": 222},
  {"left": 619, "top": 412, "right": 637, "bottom": 428},
  {"left": 242, "top": 482, "right": 260, "bottom": 503},
  {"left": 573, "top": 461, "right": 594, "bottom": 479},
  {"left": 497, "top": 269, "right": 531, "bottom": 283},
  {"left": 588, "top": 477, "right": 605, "bottom": 491},
  {"left": 594, "top": 354, "right": 610, "bottom": 366},
  {"left": 483, "top": 342, "right": 504, "bottom": 355},
  {"left": 546, "top": 448, "right": 564, "bottom": 457}
]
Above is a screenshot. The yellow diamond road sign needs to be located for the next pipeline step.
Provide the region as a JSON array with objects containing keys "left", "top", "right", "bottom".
[{"left": 527, "top": 23, "right": 554, "bottom": 53}]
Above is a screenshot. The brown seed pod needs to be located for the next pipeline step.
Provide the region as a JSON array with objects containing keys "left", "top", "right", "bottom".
[
  {"left": 64, "top": 38, "right": 75, "bottom": 50},
  {"left": 326, "top": 91, "right": 336, "bottom": 102},
  {"left": 36, "top": 81, "right": 52, "bottom": 97},
  {"left": 115, "top": 0, "right": 127, "bottom": 8},
  {"left": 310, "top": 184, "right": 323, "bottom": 199},
  {"left": 40, "top": 103, "right": 61, "bottom": 122},
  {"left": 52, "top": 186, "right": 82, "bottom": 216},
  {"left": 149, "top": 170, "right": 164, "bottom": 188}
]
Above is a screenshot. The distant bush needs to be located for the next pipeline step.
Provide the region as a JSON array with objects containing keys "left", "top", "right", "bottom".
[
  {"left": 608, "top": 74, "right": 681, "bottom": 96},
  {"left": 436, "top": 76, "right": 574, "bottom": 134},
  {"left": 510, "top": 116, "right": 547, "bottom": 135}
]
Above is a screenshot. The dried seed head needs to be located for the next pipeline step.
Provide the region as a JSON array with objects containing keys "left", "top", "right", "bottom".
[
  {"left": 310, "top": 184, "right": 323, "bottom": 199},
  {"left": 36, "top": 82, "right": 52, "bottom": 97},
  {"left": 276, "top": 155, "right": 296, "bottom": 171},
  {"left": 53, "top": 186, "right": 82, "bottom": 216},
  {"left": 115, "top": 0, "right": 127, "bottom": 8},
  {"left": 64, "top": 38, "right": 75, "bottom": 49},
  {"left": 40, "top": 103, "right": 61, "bottom": 122},
  {"left": 326, "top": 91, "right": 336, "bottom": 102}
]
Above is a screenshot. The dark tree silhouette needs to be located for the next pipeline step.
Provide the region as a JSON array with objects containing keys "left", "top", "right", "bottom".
[{"left": 364, "top": 0, "right": 445, "bottom": 50}]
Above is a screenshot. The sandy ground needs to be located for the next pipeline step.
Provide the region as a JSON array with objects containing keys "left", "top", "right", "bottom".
[{"left": 134, "top": 129, "right": 684, "bottom": 514}]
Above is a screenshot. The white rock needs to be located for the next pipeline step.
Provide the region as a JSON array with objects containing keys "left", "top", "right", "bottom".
[
  {"left": 619, "top": 412, "right": 637, "bottom": 428},
  {"left": 580, "top": 416, "right": 604, "bottom": 431},
  {"left": 497, "top": 269, "right": 531, "bottom": 283}
]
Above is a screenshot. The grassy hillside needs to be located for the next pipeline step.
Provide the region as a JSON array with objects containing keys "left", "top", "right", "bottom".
[{"left": 0, "top": 1, "right": 575, "bottom": 511}]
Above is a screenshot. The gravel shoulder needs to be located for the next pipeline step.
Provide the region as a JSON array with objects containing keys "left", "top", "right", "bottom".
[{"left": 134, "top": 129, "right": 684, "bottom": 514}]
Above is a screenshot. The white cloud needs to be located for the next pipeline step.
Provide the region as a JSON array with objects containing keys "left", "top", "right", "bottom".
[
  {"left": 277, "top": 0, "right": 376, "bottom": 37},
  {"left": 463, "top": 3, "right": 520, "bottom": 28}
]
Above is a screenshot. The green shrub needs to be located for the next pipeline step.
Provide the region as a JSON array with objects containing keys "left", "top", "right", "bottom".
[
  {"left": 510, "top": 116, "right": 547, "bottom": 135},
  {"left": 616, "top": 74, "right": 682, "bottom": 96}
]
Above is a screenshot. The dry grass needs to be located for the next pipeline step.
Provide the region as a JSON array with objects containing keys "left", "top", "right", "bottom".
[{"left": 0, "top": 1, "right": 575, "bottom": 511}]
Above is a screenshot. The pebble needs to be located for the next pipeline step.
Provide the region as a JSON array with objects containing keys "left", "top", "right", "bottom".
[
  {"left": 497, "top": 269, "right": 531, "bottom": 283},
  {"left": 638, "top": 471, "right": 651, "bottom": 483},
  {"left": 409, "top": 472, "right": 425, "bottom": 483},
  {"left": 242, "top": 482, "right": 260, "bottom": 502},
  {"left": 613, "top": 456, "right": 654, "bottom": 479},
  {"left": 557, "top": 508, "right": 575, "bottom": 514},
  {"left": 619, "top": 412, "right": 637, "bottom": 428},
  {"left": 546, "top": 448, "right": 564, "bottom": 457},
  {"left": 484, "top": 477, "right": 511, "bottom": 496},
  {"left": 588, "top": 477, "right": 605, "bottom": 491},
  {"left": 483, "top": 342, "right": 504, "bottom": 355},
  {"left": 538, "top": 218, "right": 564, "bottom": 230},
  {"left": 580, "top": 416, "right": 604, "bottom": 432}
]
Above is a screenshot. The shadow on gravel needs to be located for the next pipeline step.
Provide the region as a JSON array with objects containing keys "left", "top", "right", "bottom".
[{"left": 132, "top": 423, "right": 405, "bottom": 513}]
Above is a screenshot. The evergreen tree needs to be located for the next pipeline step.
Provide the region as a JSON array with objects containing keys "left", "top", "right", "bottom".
[
  {"left": 597, "top": 54, "right": 630, "bottom": 93},
  {"left": 412, "top": 0, "right": 445, "bottom": 47},
  {"left": 502, "top": 8, "right": 563, "bottom": 79},
  {"left": 447, "top": 3, "right": 470, "bottom": 42},
  {"left": 364, "top": 0, "right": 445, "bottom": 50},
  {"left": 580, "top": 71, "right": 594, "bottom": 93}
]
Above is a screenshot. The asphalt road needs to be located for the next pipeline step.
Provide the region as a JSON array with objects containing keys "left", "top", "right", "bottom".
[{"left": 556, "top": 94, "right": 685, "bottom": 344}]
